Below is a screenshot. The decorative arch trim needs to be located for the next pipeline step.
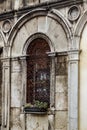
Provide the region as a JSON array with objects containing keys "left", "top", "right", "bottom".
[
  {"left": 75, "top": 10, "right": 87, "bottom": 37},
  {"left": 0, "top": 29, "right": 6, "bottom": 47},
  {"left": 23, "top": 32, "right": 54, "bottom": 55},
  {"left": 8, "top": 8, "right": 72, "bottom": 48}
]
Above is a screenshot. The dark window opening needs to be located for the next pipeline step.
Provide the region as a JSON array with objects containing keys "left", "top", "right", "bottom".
[{"left": 27, "top": 38, "right": 50, "bottom": 106}]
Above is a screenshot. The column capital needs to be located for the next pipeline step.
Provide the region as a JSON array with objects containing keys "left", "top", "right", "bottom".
[
  {"left": 47, "top": 51, "right": 68, "bottom": 57},
  {"left": 68, "top": 49, "right": 81, "bottom": 61},
  {"left": 46, "top": 52, "right": 57, "bottom": 57}
]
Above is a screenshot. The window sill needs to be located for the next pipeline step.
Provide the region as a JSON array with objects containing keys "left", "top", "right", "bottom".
[
  {"left": 21, "top": 107, "right": 55, "bottom": 115},
  {"left": 23, "top": 107, "right": 48, "bottom": 114}
]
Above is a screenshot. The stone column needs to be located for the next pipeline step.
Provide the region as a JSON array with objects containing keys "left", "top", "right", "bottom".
[
  {"left": 20, "top": 56, "right": 27, "bottom": 107},
  {"left": 47, "top": 52, "right": 56, "bottom": 108},
  {"left": 47, "top": 52, "right": 56, "bottom": 130},
  {"left": 68, "top": 50, "right": 79, "bottom": 130},
  {"left": 2, "top": 58, "right": 11, "bottom": 130}
]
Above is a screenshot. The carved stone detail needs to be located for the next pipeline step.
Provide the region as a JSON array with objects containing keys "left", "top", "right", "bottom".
[
  {"left": 68, "top": 5, "right": 80, "bottom": 22},
  {"left": 2, "top": 19, "right": 12, "bottom": 33}
]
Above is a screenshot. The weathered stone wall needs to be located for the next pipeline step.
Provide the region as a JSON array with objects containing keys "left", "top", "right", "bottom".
[
  {"left": 0, "top": 0, "right": 83, "bottom": 14},
  {"left": 0, "top": 0, "right": 56, "bottom": 12},
  {"left": 9, "top": 12, "right": 68, "bottom": 130},
  {"left": 55, "top": 56, "right": 68, "bottom": 130},
  {"left": 0, "top": 1, "right": 86, "bottom": 130}
]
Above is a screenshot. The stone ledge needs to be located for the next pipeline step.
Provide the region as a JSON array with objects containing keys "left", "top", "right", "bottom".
[{"left": 0, "top": 0, "right": 83, "bottom": 21}]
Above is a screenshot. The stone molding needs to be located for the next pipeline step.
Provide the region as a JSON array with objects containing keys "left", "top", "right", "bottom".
[
  {"left": 68, "top": 49, "right": 81, "bottom": 61},
  {"left": 23, "top": 32, "right": 54, "bottom": 54},
  {"left": 68, "top": 5, "right": 81, "bottom": 22},
  {"left": 7, "top": 8, "right": 72, "bottom": 48},
  {"left": 0, "top": 0, "right": 83, "bottom": 21},
  {"left": 75, "top": 10, "right": 87, "bottom": 37}
]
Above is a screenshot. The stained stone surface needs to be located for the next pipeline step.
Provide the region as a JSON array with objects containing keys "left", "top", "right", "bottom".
[
  {"left": 11, "top": 108, "right": 22, "bottom": 130},
  {"left": 11, "top": 72, "right": 22, "bottom": 107},
  {"left": 12, "top": 16, "right": 67, "bottom": 57},
  {"left": 55, "top": 111, "right": 68, "bottom": 130},
  {"left": 26, "top": 114, "right": 48, "bottom": 130}
]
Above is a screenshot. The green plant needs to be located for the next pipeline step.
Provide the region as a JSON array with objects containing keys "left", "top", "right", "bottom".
[
  {"left": 24, "top": 101, "right": 48, "bottom": 109},
  {"left": 34, "top": 100, "right": 48, "bottom": 109}
]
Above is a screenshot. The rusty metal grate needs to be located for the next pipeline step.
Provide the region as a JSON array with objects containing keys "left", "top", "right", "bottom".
[{"left": 26, "top": 38, "right": 50, "bottom": 105}]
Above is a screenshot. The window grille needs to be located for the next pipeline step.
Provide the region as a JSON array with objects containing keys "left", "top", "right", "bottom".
[{"left": 27, "top": 38, "right": 50, "bottom": 106}]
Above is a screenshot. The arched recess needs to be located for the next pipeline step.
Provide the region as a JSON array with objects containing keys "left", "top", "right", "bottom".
[
  {"left": 7, "top": 8, "right": 72, "bottom": 57},
  {"left": 7, "top": 8, "right": 72, "bottom": 130},
  {"left": 23, "top": 33, "right": 54, "bottom": 54}
]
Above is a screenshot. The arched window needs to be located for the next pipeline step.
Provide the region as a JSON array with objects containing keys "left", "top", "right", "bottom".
[{"left": 27, "top": 38, "right": 50, "bottom": 106}]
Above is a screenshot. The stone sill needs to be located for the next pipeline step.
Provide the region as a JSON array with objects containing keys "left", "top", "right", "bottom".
[{"left": 21, "top": 107, "right": 55, "bottom": 115}]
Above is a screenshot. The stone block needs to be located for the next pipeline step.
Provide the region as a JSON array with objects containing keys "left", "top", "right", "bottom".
[
  {"left": 11, "top": 108, "right": 21, "bottom": 130},
  {"left": 55, "top": 92, "right": 68, "bottom": 110},
  {"left": 11, "top": 72, "right": 22, "bottom": 107},
  {"left": 25, "top": 17, "right": 38, "bottom": 37},
  {"left": 11, "top": 61, "right": 22, "bottom": 73},
  {"left": 47, "top": 19, "right": 67, "bottom": 52},
  {"left": 12, "top": 25, "right": 28, "bottom": 57},
  {"left": 55, "top": 111, "right": 68, "bottom": 130},
  {"left": 38, "top": 16, "right": 49, "bottom": 33},
  {"left": 26, "top": 114, "right": 48, "bottom": 130},
  {"left": 56, "top": 76, "right": 67, "bottom": 93}
]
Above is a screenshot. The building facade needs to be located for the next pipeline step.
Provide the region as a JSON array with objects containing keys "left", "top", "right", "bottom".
[{"left": 0, "top": 0, "right": 86, "bottom": 130}]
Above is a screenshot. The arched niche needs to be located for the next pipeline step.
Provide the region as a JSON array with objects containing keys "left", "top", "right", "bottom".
[{"left": 7, "top": 8, "right": 71, "bottom": 130}]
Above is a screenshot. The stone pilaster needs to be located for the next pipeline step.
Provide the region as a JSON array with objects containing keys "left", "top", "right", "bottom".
[
  {"left": 68, "top": 50, "right": 80, "bottom": 130},
  {"left": 47, "top": 52, "right": 56, "bottom": 130},
  {"left": 20, "top": 56, "right": 27, "bottom": 108},
  {"left": 2, "top": 58, "right": 11, "bottom": 130}
]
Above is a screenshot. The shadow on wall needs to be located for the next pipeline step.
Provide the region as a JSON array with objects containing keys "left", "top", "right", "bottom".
[{"left": 0, "top": 0, "right": 6, "bottom": 3}]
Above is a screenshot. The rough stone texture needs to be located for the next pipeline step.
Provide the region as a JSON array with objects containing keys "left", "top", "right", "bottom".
[
  {"left": 47, "top": 19, "right": 67, "bottom": 52},
  {"left": 12, "top": 26, "right": 29, "bottom": 56},
  {"left": 26, "top": 114, "right": 48, "bottom": 130},
  {"left": 55, "top": 76, "right": 68, "bottom": 110},
  {"left": 11, "top": 66, "right": 22, "bottom": 107},
  {"left": 56, "top": 76, "right": 67, "bottom": 93},
  {"left": 55, "top": 92, "right": 68, "bottom": 110},
  {"left": 55, "top": 111, "right": 68, "bottom": 130},
  {"left": 25, "top": 17, "right": 38, "bottom": 37},
  {"left": 12, "top": 16, "right": 67, "bottom": 57},
  {"left": 0, "top": 1, "right": 85, "bottom": 130},
  {"left": 38, "top": 16, "right": 48, "bottom": 33},
  {"left": 11, "top": 108, "right": 22, "bottom": 130}
]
